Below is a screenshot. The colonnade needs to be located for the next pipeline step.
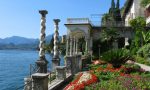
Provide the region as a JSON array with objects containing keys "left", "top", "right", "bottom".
[{"left": 66, "top": 36, "right": 89, "bottom": 56}]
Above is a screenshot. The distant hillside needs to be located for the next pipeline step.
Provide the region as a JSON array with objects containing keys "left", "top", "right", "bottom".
[
  {"left": 46, "top": 34, "right": 53, "bottom": 43},
  {"left": 45, "top": 34, "right": 62, "bottom": 44},
  {"left": 0, "top": 36, "right": 38, "bottom": 45},
  {"left": 0, "top": 34, "right": 62, "bottom": 50}
]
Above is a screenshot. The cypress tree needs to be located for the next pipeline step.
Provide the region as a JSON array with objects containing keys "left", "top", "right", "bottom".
[{"left": 116, "top": 0, "right": 120, "bottom": 9}]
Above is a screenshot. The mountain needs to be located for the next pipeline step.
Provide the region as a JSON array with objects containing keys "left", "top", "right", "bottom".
[
  {"left": 46, "top": 34, "right": 62, "bottom": 43},
  {"left": 0, "top": 34, "right": 62, "bottom": 50},
  {"left": 0, "top": 36, "right": 38, "bottom": 45},
  {"left": 0, "top": 36, "right": 38, "bottom": 50},
  {"left": 46, "top": 34, "right": 53, "bottom": 43}
]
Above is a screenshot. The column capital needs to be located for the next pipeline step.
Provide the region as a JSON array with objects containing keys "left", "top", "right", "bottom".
[
  {"left": 53, "top": 19, "right": 60, "bottom": 25},
  {"left": 39, "top": 10, "right": 48, "bottom": 17}
]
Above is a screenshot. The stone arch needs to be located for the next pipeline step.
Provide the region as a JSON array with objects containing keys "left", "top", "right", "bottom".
[{"left": 68, "top": 28, "right": 88, "bottom": 39}]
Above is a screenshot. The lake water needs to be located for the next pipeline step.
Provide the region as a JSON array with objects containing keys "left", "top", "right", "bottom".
[{"left": 0, "top": 50, "right": 64, "bottom": 90}]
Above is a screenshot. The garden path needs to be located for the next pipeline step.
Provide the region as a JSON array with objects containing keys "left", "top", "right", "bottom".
[
  {"left": 127, "top": 60, "right": 150, "bottom": 71},
  {"left": 134, "top": 63, "right": 150, "bottom": 72}
]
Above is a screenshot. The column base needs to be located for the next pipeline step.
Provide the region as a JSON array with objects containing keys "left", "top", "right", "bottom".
[
  {"left": 56, "top": 66, "right": 66, "bottom": 80},
  {"left": 36, "top": 57, "right": 48, "bottom": 73},
  {"left": 32, "top": 73, "right": 49, "bottom": 90},
  {"left": 52, "top": 58, "right": 60, "bottom": 72}
]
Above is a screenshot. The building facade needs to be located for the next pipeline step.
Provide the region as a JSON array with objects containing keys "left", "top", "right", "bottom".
[
  {"left": 122, "top": 0, "right": 145, "bottom": 26},
  {"left": 145, "top": 4, "right": 150, "bottom": 26},
  {"left": 64, "top": 0, "right": 137, "bottom": 55}
]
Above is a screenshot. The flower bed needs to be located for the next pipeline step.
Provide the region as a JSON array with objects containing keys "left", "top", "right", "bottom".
[
  {"left": 65, "top": 61, "right": 150, "bottom": 90},
  {"left": 64, "top": 72, "right": 98, "bottom": 90},
  {"left": 85, "top": 63, "right": 150, "bottom": 90}
]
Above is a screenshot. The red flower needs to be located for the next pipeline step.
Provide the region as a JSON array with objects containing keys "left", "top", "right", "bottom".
[{"left": 64, "top": 72, "right": 98, "bottom": 90}]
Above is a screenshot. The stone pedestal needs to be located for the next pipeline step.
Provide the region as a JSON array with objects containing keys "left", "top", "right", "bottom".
[
  {"left": 56, "top": 66, "right": 66, "bottom": 80},
  {"left": 65, "top": 55, "right": 82, "bottom": 75},
  {"left": 24, "top": 77, "right": 32, "bottom": 90},
  {"left": 36, "top": 57, "right": 48, "bottom": 73},
  {"left": 65, "top": 56, "right": 73, "bottom": 74},
  {"left": 32, "top": 73, "right": 49, "bottom": 90},
  {"left": 77, "top": 55, "right": 82, "bottom": 71},
  {"left": 52, "top": 58, "right": 60, "bottom": 72}
]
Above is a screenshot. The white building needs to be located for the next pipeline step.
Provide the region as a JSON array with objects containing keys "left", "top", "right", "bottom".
[
  {"left": 122, "top": 0, "right": 145, "bottom": 26},
  {"left": 145, "top": 4, "right": 150, "bottom": 26}
]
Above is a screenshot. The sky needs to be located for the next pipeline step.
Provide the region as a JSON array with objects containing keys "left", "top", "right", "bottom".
[{"left": 0, "top": 0, "right": 125, "bottom": 39}]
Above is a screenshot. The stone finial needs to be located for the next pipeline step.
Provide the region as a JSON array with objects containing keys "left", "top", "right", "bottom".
[{"left": 39, "top": 10, "right": 48, "bottom": 17}]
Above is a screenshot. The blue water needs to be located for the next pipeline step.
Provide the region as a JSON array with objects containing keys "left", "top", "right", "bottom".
[{"left": 0, "top": 50, "right": 64, "bottom": 90}]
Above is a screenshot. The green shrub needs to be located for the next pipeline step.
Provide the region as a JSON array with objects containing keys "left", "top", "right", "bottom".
[
  {"left": 100, "top": 48, "right": 132, "bottom": 68},
  {"left": 124, "top": 64, "right": 141, "bottom": 70},
  {"left": 85, "top": 76, "right": 150, "bottom": 90},
  {"left": 129, "top": 17, "right": 146, "bottom": 55},
  {"left": 134, "top": 56, "right": 150, "bottom": 66},
  {"left": 94, "top": 71, "right": 120, "bottom": 81},
  {"left": 137, "top": 43, "right": 150, "bottom": 59},
  {"left": 122, "top": 64, "right": 142, "bottom": 74}
]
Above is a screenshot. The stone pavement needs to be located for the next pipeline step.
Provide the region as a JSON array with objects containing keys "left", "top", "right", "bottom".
[{"left": 134, "top": 62, "right": 150, "bottom": 72}]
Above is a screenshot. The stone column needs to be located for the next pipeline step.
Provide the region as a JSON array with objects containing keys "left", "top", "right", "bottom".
[
  {"left": 32, "top": 73, "right": 49, "bottom": 90},
  {"left": 36, "top": 10, "right": 48, "bottom": 73},
  {"left": 70, "top": 37, "right": 73, "bottom": 56},
  {"left": 85, "top": 39, "right": 88, "bottom": 54},
  {"left": 66, "top": 36, "right": 69, "bottom": 56},
  {"left": 76, "top": 39, "right": 78, "bottom": 54},
  {"left": 73, "top": 37, "right": 76, "bottom": 55},
  {"left": 52, "top": 19, "right": 61, "bottom": 72}
]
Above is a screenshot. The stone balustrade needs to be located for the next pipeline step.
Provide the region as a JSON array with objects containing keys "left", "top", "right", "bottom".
[
  {"left": 32, "top": 73, "right": 49, "bottom": 90},
  {"left": 56, "top": 66, "right": 66, "bottom": 80},
  {"left": 67, "top": 18, "right": 90, "bottom": 24},
  {"left": 65, "top": 54, "right": 82, "bottom": 75}
]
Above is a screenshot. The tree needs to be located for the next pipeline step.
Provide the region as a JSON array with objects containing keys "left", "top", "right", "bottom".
[
  {"left": 129, "top": 17, "right": 146, "bottom": 54},
  {"left": 44, "top": 35, "right": 54, "bottom": 53},
  {"left": 101, "top": 13, "right": 113, "bottom": 26},
  {"left": 101, "top": 27, "right": 119, "bottom": 49},
  {"left": 49, "top": 35, "right": 54, "bottom": 51},
  {"left": 141, "top": 0, "right": 150, "bottom": 7}
]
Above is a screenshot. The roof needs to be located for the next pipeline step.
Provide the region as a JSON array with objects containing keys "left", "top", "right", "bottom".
[{"left": 122, "top": 0, "right": 134, "bottom": 20}]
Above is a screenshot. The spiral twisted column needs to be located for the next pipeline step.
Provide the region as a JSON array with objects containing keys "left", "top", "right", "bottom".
[
  {"left": 52, "top": 19, "right": 61, "bottom": 72},
  {"left": 53, "top": 19, "right": 60, "bottom": 59},
  {"left": 39, "top": 12, "right": 47, "bottom": 58},
  {"left": 36, "top": 10, "right": 48, "bottom": 73}
]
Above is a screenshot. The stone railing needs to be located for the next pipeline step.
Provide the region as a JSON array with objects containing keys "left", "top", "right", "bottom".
[
  {"left": 48, "top": 54, "right": 82, "bottom": 90},
  {"left": 23, "top": 54, "right": 82, "bottom": 90},
  {"left": 101, "top": 21, "right": 125, "bottom": 27},
  {"left": 67, "top": 18, "right": 90, "bottom": 24}
]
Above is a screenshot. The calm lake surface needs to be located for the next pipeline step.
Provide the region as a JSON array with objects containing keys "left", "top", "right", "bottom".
[{"left": 0, "top": 50, "right": 64, "bottom": 90}]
